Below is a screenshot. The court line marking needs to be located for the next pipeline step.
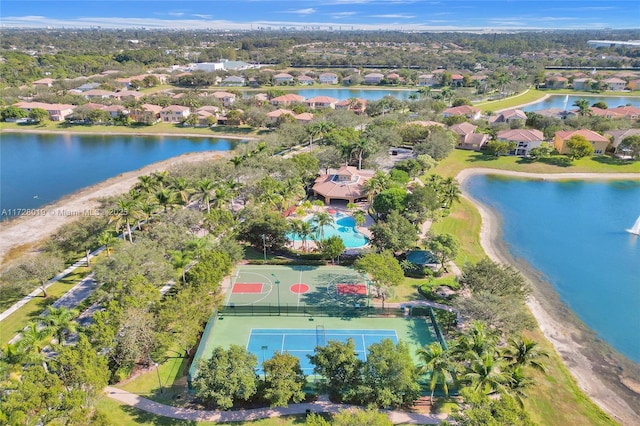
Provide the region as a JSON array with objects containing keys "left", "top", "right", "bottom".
[{"left": 227, "top": 272, "right": 273, "bottom": 306}]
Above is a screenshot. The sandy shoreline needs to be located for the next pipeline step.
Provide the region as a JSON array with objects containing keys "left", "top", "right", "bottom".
[
  {"left": 458, "top": 168, "right": 640, "bottom": 425},
  {"left": 1, "top": 128, "right": 254, "bottom": 140},
  {"left": 0, "top": 150, "right": 231, "bottom": 264}
]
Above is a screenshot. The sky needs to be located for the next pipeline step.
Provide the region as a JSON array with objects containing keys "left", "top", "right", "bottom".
[{"left": 1, "top": 0, "right": 639, "bottom": 31}]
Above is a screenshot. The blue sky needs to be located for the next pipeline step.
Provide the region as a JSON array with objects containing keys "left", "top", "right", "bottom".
[{"left": 1, "top": 1, "right": 639, "bottom": 30}]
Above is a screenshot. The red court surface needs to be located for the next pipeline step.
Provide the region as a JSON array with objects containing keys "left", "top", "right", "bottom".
[
  {"left": 290, "top": 283, "right": 310, "bottom": 294},
  {"left": 337, "top": 283, "right": 367, "bottom": 295},
  {"left": 232, "top": 283, "right": 264, "bottom": 294}
]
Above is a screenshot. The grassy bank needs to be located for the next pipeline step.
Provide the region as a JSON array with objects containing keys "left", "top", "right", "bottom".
[
  {"left": 0, "top": 121, "right": 261, "bottom": 139},
  {"left": 430, "top": 197, "right": 484, "bottom": 266},
  {"left": 433, "top": 149, "right": 640, "bottom": 178},
  {"left": 473, "top": 88, "right": 547, "bottom": 112}
]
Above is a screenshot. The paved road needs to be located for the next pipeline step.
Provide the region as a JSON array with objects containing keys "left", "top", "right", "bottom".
[{"left": 105, "top": 387, "right": 446, "bottom": 424}]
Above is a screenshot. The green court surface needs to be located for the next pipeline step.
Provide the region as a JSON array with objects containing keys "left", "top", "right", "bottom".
[
  {"left": 225, "top": 265, "right": 371, "bottom": 309},
  {"left": 188, "top": 315, "right": 437, "bottom": 382}
]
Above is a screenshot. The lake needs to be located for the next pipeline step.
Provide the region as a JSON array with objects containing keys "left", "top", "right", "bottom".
[
  {"left": 521, "top": 95, "right": 640, "bottom": 112},
  {"left": 245, "top": 88, "right": 417, "bottom": 101},
  {"left": 0, "top": 133, "right": 240, "bottom": 219},
  {"left": 466, "top": 176, "right": 640, "bottom": 363}
]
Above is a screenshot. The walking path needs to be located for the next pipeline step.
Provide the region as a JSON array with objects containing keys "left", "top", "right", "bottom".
[
  {"left": 105, "top": 387, "right": 447, "bottom": 424},
  {"left": 0, "top": 246, "right": 104, "bottom": 322}
]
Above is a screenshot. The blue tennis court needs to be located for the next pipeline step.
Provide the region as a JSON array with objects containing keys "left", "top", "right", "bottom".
[{"left": 247, "top": 328, "right": 398, "bottom": 374}]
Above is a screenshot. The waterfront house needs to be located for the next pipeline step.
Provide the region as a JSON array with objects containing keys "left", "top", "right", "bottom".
[
  {"left": 364, "top": 73, "right": 384, "bottom": 85},
  {"left": 335, "top": 98, "right": 367, "bottom": 114},
  {"left": 554, "top": 129, "right": 610, "bottom": 155},
  {"left": 319, "top": 72, "right": 339, "bottom": 85},
  {"left": 603, "top": 77, "right": 627, "bottom": 91},
  {"left": 274, "top": 73, "right": 294, "bottom": 85},
  {"left": 102, "top": 105, "right": 128, "bottom": 119},
  {"left": 297, "top": 75, "right": 315, "bottom": 85},
  {"left": 417, "top": 74, "right": 438, "bottom": 86},
  {"left": 221, "top": 76, "right": 246, "bottom": 86},
  {"left": 160, "top": 105, "right": 191, "bottom": 123},
  {"left": 306, "top": 96, "right": 338, "bottom": 109},
  {"left": 450, "top": 122, "right": 488, "bottom": 150},
  {"left": 545, "top": 76, "right": 568, "bottom": 89},
  {"left": 270, "top": 94, "right": 305, "bottom": 107},
  {"left": 497, "top": 128, "right": 545, "bottom": 156},
  {"left": 129, "top": 103, "right": 162, "bottom": 124},
  {"left": 14, "top": 101, "right": 75, "bottom": 121},
  {"left": 608, "top": 106, "right": 640, "bottom": 119},
  {"left": 312, "top": 166, "right": 376, "bottom": 204},
  {"left": 211, "top": 91, "right": 236, "bottom": 107},
  {"left": 443, "top": 105, "right": 482, "bottom": 120},
  {"left": 267, "top": 109, "right": 295, "bottom": 123},
  {"left": 573, "top": 78, "right": 596, "bottom": 91},
  {"left": 605, "top": 129, "right": 640, "bottom": 157},
  {"left": 493, "top": 109, "right": 527, "bottom": 124},
  {"left": 294, "top": 112, "right": 314, "bottom": 123}
]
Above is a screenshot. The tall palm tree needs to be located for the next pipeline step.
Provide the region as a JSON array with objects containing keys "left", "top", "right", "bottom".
[
  {"left": 417, "top": 342, "right": 457, "bottom": 404},
  {"left": 352, "top": 210, "right": 367, "bottom": 227},
  {"left": 16, "top": 322, "right": 52, "bottom": 370},
  {"left": 501, "top": 335, "right": 549, "bottom": 373},
  {"left": 364, "top": 171, "right": 390, "bottom": 203},
  {"left": 312, "top": 211, "right": 335, "bottom": 240},
  {"left": 134, "top": 175, "right": 156, "bottom": 196},
  {"left": 306, "top": 122, "right": 322, "bottom": 147},
  {"left": 155, "top": 188, "right": 178, "bottom": 213},
  {"left": 97, "top": 230, "right": 118, "bottom": 257},
  {"left": 352, "top": 136, "right": 376, "bottom": 170},
  {"left": 504, "top": 366, "right": 535, "bottom": 408},
  {"left": 462, "top": 352, "right": 511, "bottom": 395},
  {"left": 289, "top": 219, "right": 304, "bottom": 249},
  {"left": 152, "top": 170, "right": 170, "bottom": 188},
  {"left": 109, "top": 197, "right": 140, "bottom": 243},
  {"left": 573, "top": 98, "right": 591, "bottom": 116},
  {"left": 441, "top": 177, "right": 461, "bottom": 208},
  {"left": 298, "top": 220, "right": 313, "bottom": 252},
  {"left": 45, "top": 307, "right": 78, "bottom": 345},
  {"left": 452, "top": 320, "right": 498, "bottom": 362},
  {"left": 192, "top": 178, "right": 215, "bottom": 213},
  {"left": 170, "top": 177, "right": 193, "bottom": 206}
]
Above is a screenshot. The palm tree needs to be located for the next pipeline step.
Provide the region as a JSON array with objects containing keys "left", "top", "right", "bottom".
[
  {"left": 352, "top": 136, "right": 375, "bottom": 170},
  {"left": 504, "top": 366, "right": 535, "bottom": 407},
  {"left": 306, "top": 122, "right": 322, "bottom": 147},
  {"left": 97, "top": 230, "right": 118, "bottom": 257},
  {"left": 155, "top": 188, "right": 178, "bottom": 213},
  {"left": 462, "top": 352, "right": 511, "bottom": 395},
  {"left": 169, "top": 250, "right": 193, "bottom": 284},
  {"left": 352, "top": 210, "right": 367, "bottom": 227},
  {"left": 298, "top": 220, "right": 313, "bottom": 252},
  {"left": 573, "top": 98, "right": 591, "bottom": 116},
  {"left": 170, "top": 177, "right": 193, "bottom": 206},
  {"left": 501, "top": 335, "right": 549, "bottom": 373},
  {"left": 417, "top": 342, "right": 457, "bottom": 404},
  {"left": 45, "top": 307, "right": 78, "bottom": 345},
  {"left": 312, "top": 211, "right": 335, "bottom": 240},
  {"left": 109, "top": 197, "right": 140, "bottom": 243},
  {"left": 134, "top": 175, "right": 156, "bottom": 195},
  {"left": 192, "top": 178, "right": 215, "bottom": 213},
  {"left": 289, "top": 219, "right": 304, "bottom": 249},
  {"left": 441, "top": 177, "right": 461, "bottom": 208},
  {"left": 452, "top": 320, "right": 498, "bottom": 361},
  {"left": 16, "top": 322, "right": 52, "bottom": 369},
  {"left": 364, "top": 171, "right": 390, "bottom": 203},
  {"left": 152, "top": 170, "right": 170, "bottom": 188}
]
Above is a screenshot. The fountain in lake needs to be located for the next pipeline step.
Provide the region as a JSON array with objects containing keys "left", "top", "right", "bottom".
[
  {"left": 562, "top": 95, "right": 569, "bottom": 111},
  {"left": 627, "top": 215, "right": 640, "bottom": 235}
]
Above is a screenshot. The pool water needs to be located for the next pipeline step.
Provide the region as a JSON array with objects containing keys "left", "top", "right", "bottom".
[
  {"left": 289, "top": 213, "right": 369, "bottom": 248},
  {"left": 406, "top": 250, "right": 437, "bottom": 265}
]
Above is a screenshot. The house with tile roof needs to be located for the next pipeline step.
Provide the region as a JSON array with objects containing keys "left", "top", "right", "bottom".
[
  {"left": 417, "top": 74, "right": 438, "bottom": 86},
  {"left": 306, "top": 96, "right": 338, "bottom": 109},
  {"left": 270, "top": 94, "right": 305, "bottom": 107},
  {"left": 312, "top": 166, "right": 376, "bottom": 204},
  {"left": 605, "top": 129, "right": 640, "bottom": 157},
  {"left": 297, "top": 75, "right": 315, "bottom": 85},
  {"left": 554, "top": 129, "right": 610, "bottom": 156},
  {"left": 211, "top": 91, "right": 236, "bottom": 107},
  {"left": 493, "top": 109, "right": 527, "bottom": 124},
  {"left": 267, "top": 109, "right": 295, "bottom": 123},
  {"left": 14, "top": 102, "right": 76, "bottom": 121},
  {"left": 160, "top": 105, "right": 191, "bottom": 123},
  {"left": 319, "top": 73, "right": 339, "bottom": 85},
  {"left": 129, "top": 104, "right": 162, "bottom": 124},
  {"left": 222, "top": 76, "right": 246, "bottom": 86},
  {"left": 32, "top": 78, "right": 55, "bottom": 87},
  {"left": 335, "top": 98, "right": 367, "bottom": 114},
  {"left": 274, "top": 73, "right": 294, "bottom": 85},
  {"left": 603, "top": 77, "right": 627, "bottom": 91},
  {"left": 364, "top": 73, "right": 384, "bottom": 85},
  {"left": 443, "top": 105, "right": 481, "bottom": 120},
  {"left": 497, "top": 129, "right": 545, "bottom": 156}
]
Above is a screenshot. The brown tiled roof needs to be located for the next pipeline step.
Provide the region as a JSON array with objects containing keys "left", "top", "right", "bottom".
[
  {"left": 555, "top": 129, "right": 609, "bottom": 143},
  {"left": 497, "top": 129, "right": 544, "bottom": 142},
  {"left": 450, "top": 122, "right": 477, "bottom": 135}
]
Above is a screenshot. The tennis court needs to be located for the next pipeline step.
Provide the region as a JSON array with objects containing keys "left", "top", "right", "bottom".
[
  {"left": 248, "top": 328, "right": 398, "bottom": 374},
  {"left": 225, "top": 265, "right": 371, "bottom": 308}
]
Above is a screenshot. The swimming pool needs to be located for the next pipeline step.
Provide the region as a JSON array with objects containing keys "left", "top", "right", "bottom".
[{"left": 289, "top": 213, "right": 369, "bottom": 248}]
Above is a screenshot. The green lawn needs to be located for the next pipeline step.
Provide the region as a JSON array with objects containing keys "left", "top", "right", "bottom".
[
  {"left": 473, "top": 88, "right": 547, "bottom": 112},
  {"left": 433, "top": 149, "right": 640, "bottom": 178},
  {"left": 0, "top": 266, "right": 90, "bottom": 346},
  {"left": 430, "top": 198, "right": 484, "bottom": 267}
]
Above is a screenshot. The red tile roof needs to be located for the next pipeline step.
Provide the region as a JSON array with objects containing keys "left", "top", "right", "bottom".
[{"left": 555, "top": 129, "right": 609, "bottom": 143}]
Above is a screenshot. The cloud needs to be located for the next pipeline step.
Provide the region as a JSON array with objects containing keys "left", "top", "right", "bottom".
[
  {"left": 167, "top": 12, "right": 185, "bottom": 17},
  {"left": 193, "top": 14, "right": 212, "bottom": 19},
  {"left": 331, "top": 12, "right": 357, "bottom": 19},
  {"left": 369, "top": 14, "right": 415, "bottom": 19},
  {"left": 286, "top": 8, "right": 316, "bottom": 15}
]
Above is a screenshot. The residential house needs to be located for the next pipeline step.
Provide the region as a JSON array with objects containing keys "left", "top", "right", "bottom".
[
  {"left": 605, "top": 129, "right": 640, "bottom": 157},
  {"left": 312, "top": 166, "right": 376, "bottom": 204},
  {"left": 294, "top": 112, "right": 314, "bottom": 124},
  {"left": 129, "top": 104, "right": 162, "bottom": 124},
  {"left": 608, "top": 106, "right": 640, "bottom": 119},
  {"left": 195, "top": 110, "right": 215, "bottom": 127},
  {"left": 14, "top": 101, "right": 75, "bottom": 121},
  {"left": 627, "top": 79, "right": 640, "bottom": 90},
  {"left": 443, "top": 105, "right": 482, "bottom": 120},
  {"left": 450, "top": 122, "right": 477, "bottom": 140},
  {"left": 211, "top": 91, "right": 236, "bottom": 107},
  {"left": 83, "top": 89, "right": 116, "bottom": 100},
  {"left": 32, "top": 78, "right": 55, "bottom": 87},
  {"left": 306, "top": 96, "right": 338, "bottom": 109},
  {"left": 417, "top": 74, "right": 438, "bottom": 86},
  {"left": 497, "top": 129, "right": 545, "bottom": 156},
  {"left": 364, "top": 73, "right": 384, "bottom": 85},
  {"left": 450, "top": 74, "right": 464, "bottom": 86},
  {"left": 102, "top": 105, "right": 128, "bottom": 118},
  {"left": 449, "top": 122, "right": 488, "bottom": 150},
  {"left": 160, "top": 105, "right": 191, "bottom": 123},
  {"left": 335, "top": 98, "right": 367, "bottom": 114},
  {"left": 554, "top": 129, "right": 610, "bottom": 155},
  {"left": 386, "top": 73, "right": 405, "bottom": 84},
  {"left": 603, "top": 77, "right": 627, "bottom": 91},
  {"left": 297, "top": 75, "right": 315, "bottom": 85},
  {"left": 273, "top": 73, "right": 294, "bottom": 85},
  {"left": 319, "top": 72, "right": 339, "bottom": 85},
  {"left": 221, "top": 76, "right": 246, "bottom": 87},
  {"left": 115, "top": 90, "right": 144, "bottom": 101},
  {"left": 197, "top": 105, "right": 220, "bottom": 115},
  {"left": 115, "top": 73, "right": 169, "bottom": 88},
  {"left": 573, "top": 78, "right": 596, "bottom": 91},
  {"left": 270, "top": 94, "right": 305, "bottom": 107},
  {"left": 267, "top": 109, "right": 295, "bottom": 123},
  {"left": 535, "top": 108, "right": 578, "bottom": 120},
  {"left": 546, "top": 76, "right": 568, "bottom": 89},
  {"left": 589, "top": 107, "right": 623, "bottom": 119},
  {"left": 493, "top": 109, "right": 527, "bottom": 124}
]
